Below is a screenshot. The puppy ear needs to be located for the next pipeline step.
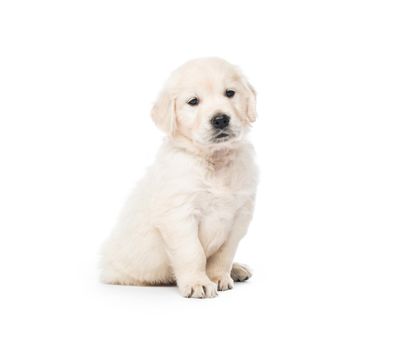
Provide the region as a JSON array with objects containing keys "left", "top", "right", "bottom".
[
  {"left": 240, "top": 75, "right": 257, "bottom": 123},
  {"left": 151, "top": 91, "right": 177, "bottom": 136}
]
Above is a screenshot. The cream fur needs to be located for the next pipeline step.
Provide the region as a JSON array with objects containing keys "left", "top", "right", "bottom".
[{"left": 100, "top": 58, "right": 258, "bottom": 298}]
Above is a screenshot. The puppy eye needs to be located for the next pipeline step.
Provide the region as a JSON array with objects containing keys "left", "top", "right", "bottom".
[
  {"left": 225, "top": 89, "right": 235, "bottom": 98},
  {"left": 187, "top": 97, "right": 199, "bottom": 106}
]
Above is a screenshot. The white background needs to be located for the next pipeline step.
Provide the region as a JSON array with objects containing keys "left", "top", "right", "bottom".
[{"left": 0, "top": 1, "right": 416, "bottom": 349}]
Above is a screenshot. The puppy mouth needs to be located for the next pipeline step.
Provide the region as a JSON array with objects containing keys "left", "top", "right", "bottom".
[
  {"left": 216, "top": 132, "right": 229, "bottom": 139},
  {"left": 212, "top": 131, "right": 233, "bottom": 143}
]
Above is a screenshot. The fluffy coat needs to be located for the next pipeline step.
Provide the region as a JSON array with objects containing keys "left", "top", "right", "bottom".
[{"left": 100, "top": 58, "right": 258, "bottom": 298}]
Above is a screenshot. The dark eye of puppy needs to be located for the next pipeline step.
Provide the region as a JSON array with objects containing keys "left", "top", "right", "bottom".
[
  {"left": 225, "top": 89, "right": 235, "bottom": 98},
  {"left": 187, "top": 97, "right": 199, "bottom": 106}
]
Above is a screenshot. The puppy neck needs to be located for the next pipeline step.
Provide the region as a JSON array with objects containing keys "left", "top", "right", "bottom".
[
  {"left": 168, "top": 135, "right": 238, "bottom": 170},
  {"left": 206, "top": 148, "right": 235, "bottom": 170}
]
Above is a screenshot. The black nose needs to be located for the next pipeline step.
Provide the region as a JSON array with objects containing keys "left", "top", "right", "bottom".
[{"left": 211, "top": 114, "right": 230, "bottom": 129}]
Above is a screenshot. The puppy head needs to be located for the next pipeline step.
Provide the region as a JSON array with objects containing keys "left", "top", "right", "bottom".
[{"left": 151, "top": 57, "right": 256, "bottom": 148}]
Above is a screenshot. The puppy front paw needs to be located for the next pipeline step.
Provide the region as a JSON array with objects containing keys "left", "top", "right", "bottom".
[
  {"left": 178, "top": 279, "right": 218, "bottom": 298},
  {"left": 211, "top": 274, "right": 234, "bottom": 291}
]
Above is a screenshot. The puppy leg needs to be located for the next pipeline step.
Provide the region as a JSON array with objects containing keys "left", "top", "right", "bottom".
[
  {"left": 206, "top": 240, "right": 238, "bottom": 291},
  {"left": 159, "top": 217, "right": 217, "bottom": 298},
  {"left": 206, "top": 202, "right": 254, "bottom": 291}
]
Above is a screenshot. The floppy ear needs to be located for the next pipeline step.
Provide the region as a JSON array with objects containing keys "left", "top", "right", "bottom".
[
  {"left": 151, "top": 90, "right": 177, "bottom": 136},
  {"left": 241, "top": 76, "right": 257, "bottom": 123}
]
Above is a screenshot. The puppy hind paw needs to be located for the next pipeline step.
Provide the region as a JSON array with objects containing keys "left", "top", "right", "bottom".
[{"left": 231, "top": 263, "right": 252, "bottom": 282}]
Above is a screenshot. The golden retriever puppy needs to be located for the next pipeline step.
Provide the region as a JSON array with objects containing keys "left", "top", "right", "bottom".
[{"left": 100, "top": 57, "right": 258, "bottom": 298}]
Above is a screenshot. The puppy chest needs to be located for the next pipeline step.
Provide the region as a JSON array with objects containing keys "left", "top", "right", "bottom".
[
  {"left": 193, "top": 157, "right": 256, "bottom": 257},
  {"left": 196, "top": 190, "right": 240, "bottom": 257}
]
